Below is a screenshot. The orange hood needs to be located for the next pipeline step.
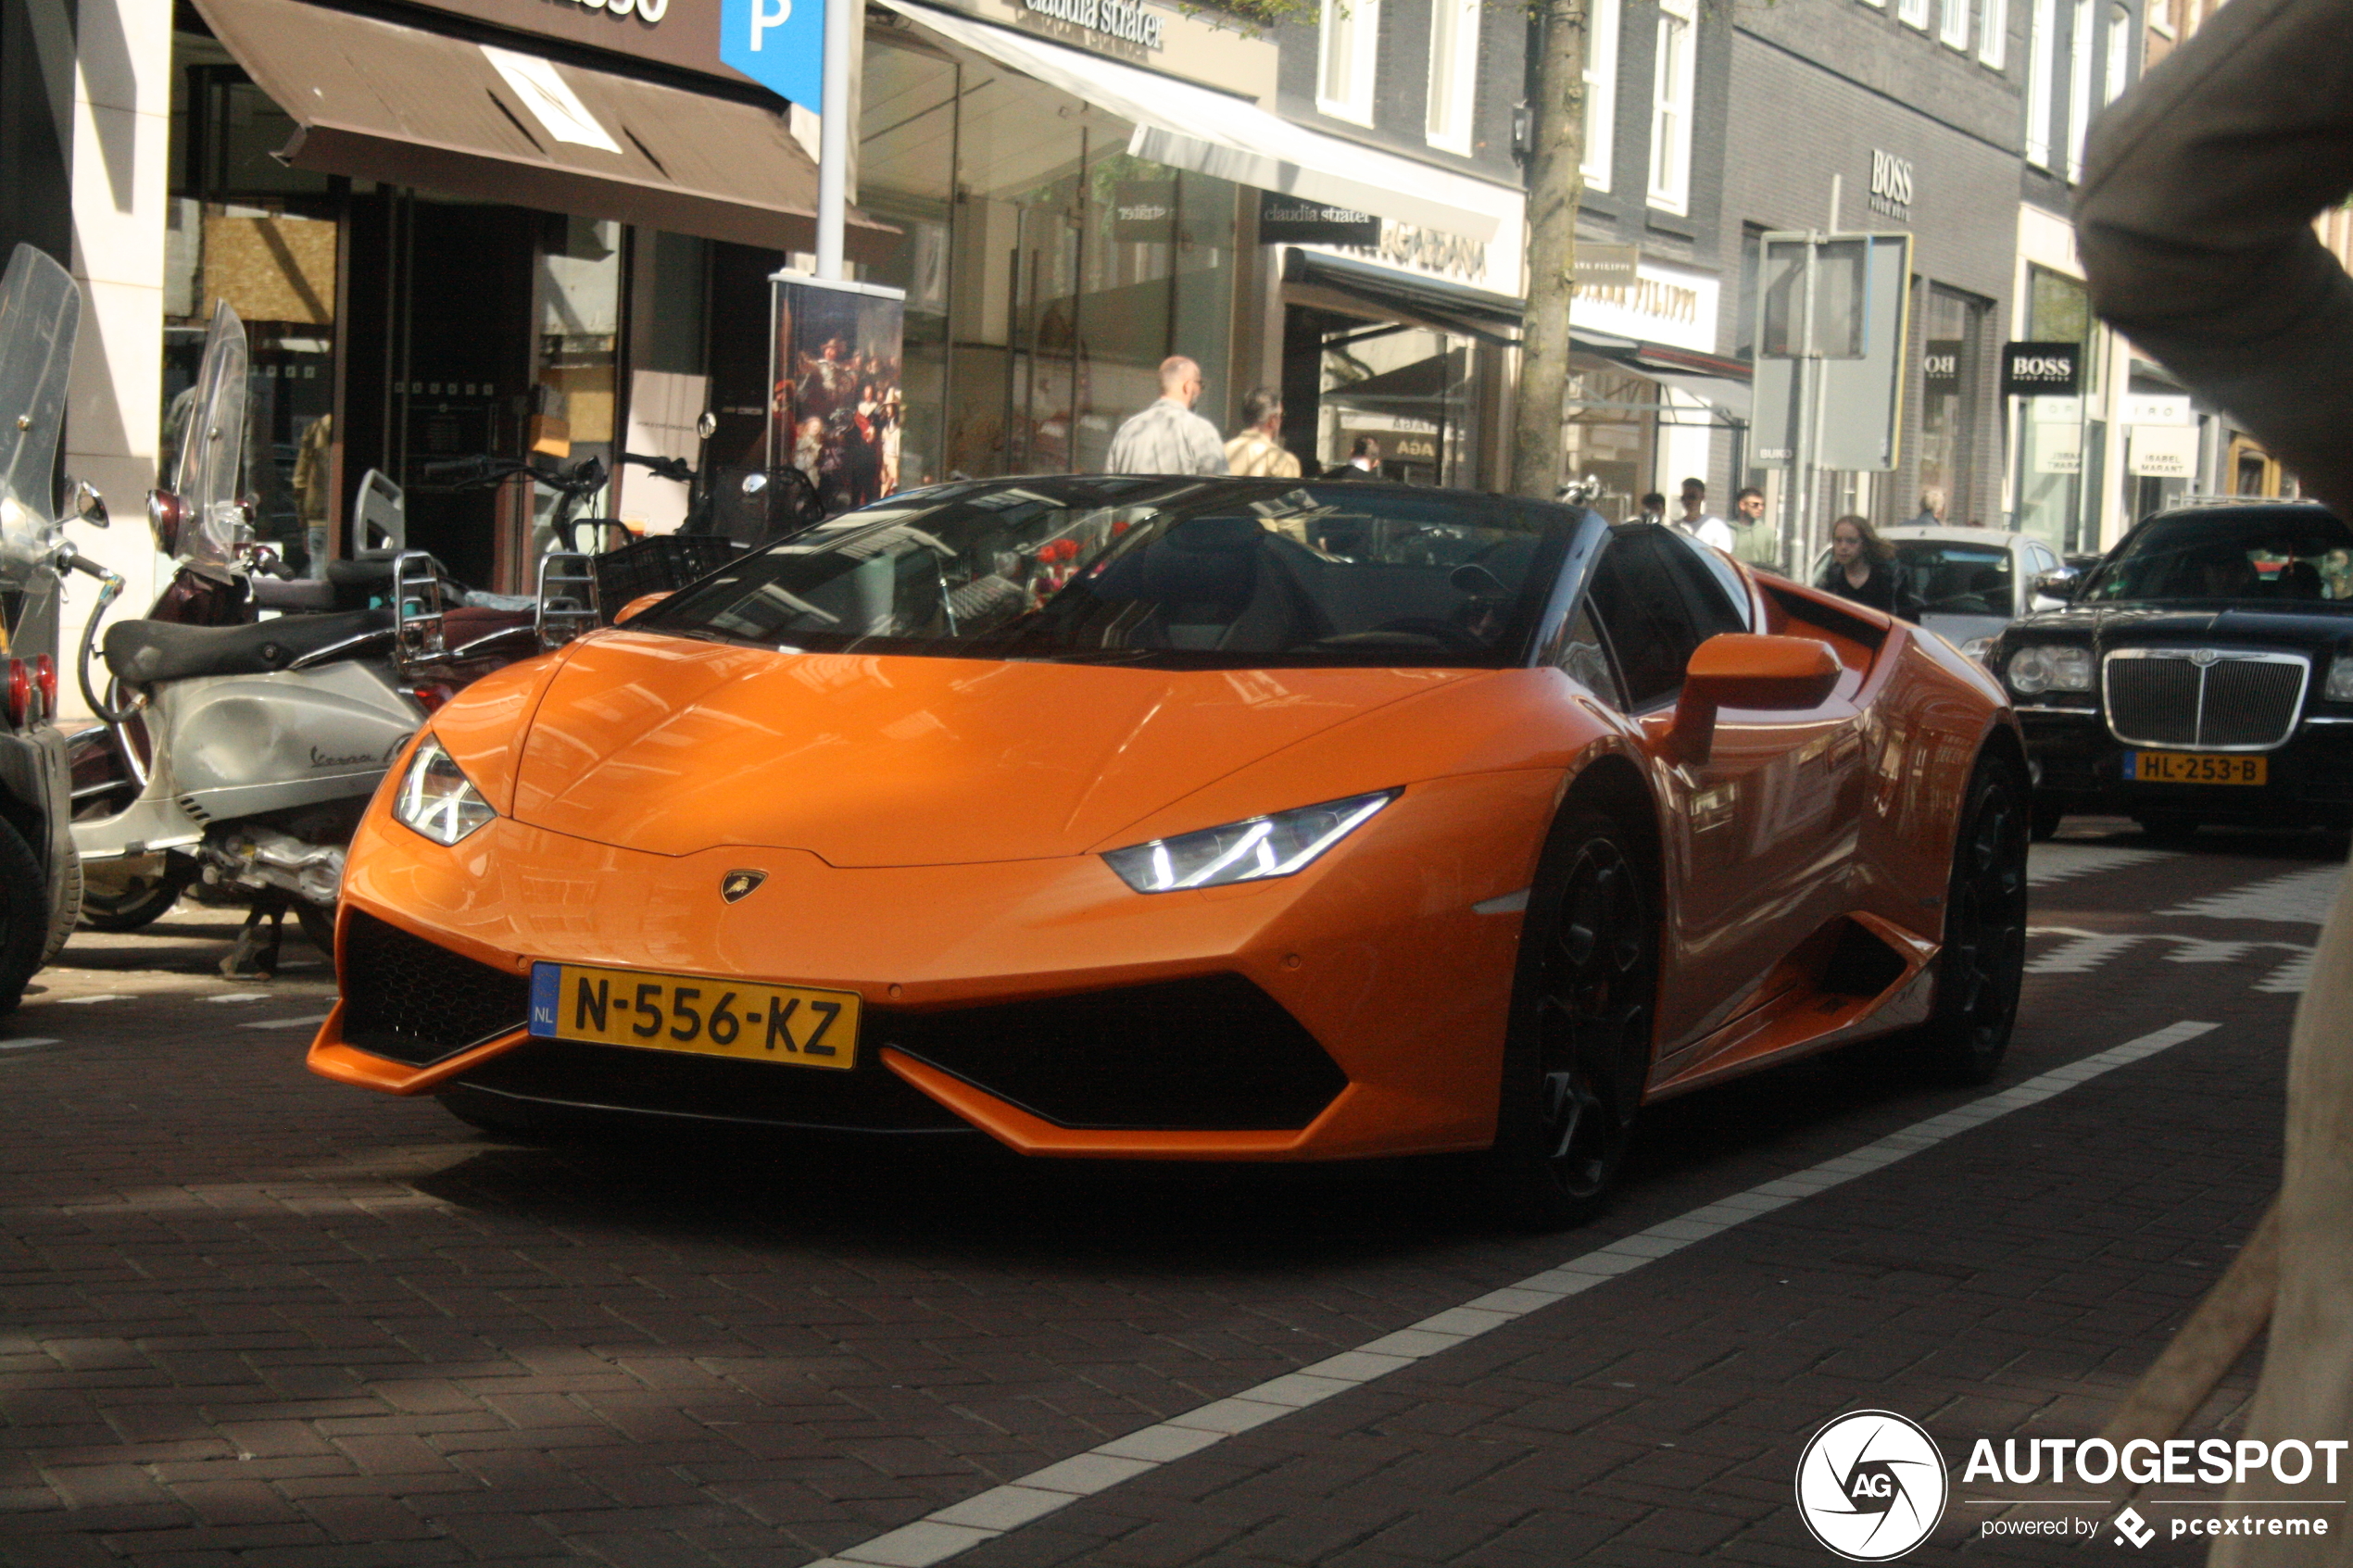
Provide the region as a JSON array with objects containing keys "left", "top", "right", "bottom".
[{"left": 506, "top": 632, "right": 1470, "bottom": 865}]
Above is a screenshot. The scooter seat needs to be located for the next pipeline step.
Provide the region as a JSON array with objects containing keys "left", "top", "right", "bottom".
[{"left": 104, "top": 607, "right": 395, "bottom": 685}]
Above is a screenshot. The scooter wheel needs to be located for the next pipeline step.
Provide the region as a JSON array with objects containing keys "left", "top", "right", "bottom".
[{"left": 78, "top": 866, "right": 184, "bottom": 933}]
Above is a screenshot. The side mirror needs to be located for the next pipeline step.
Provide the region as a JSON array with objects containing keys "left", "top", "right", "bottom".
[
  {"left": 697, "top": 409, "right": 720, "bottom": 441},
  {"left": 67, "top": 478, "right": 107, "bottom": 527},
  {"left": 2032, "top": 567, "right": 2081, "bottom": 602},
  {"left": 1668, "top": 633, "right": 1843, "bottom": 767},
  {"left": 612, "top": 590, "right": 673, "bottom": 626}
]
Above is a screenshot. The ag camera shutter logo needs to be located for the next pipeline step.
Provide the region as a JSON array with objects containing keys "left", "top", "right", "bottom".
[{"left": 1795, "top": 1411, "right": 1949, "bottom": 1561}]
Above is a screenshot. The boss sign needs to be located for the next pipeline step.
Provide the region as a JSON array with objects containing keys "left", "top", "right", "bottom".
[{"left": 722, "top": 0, "right": 824, "bottom": 109}]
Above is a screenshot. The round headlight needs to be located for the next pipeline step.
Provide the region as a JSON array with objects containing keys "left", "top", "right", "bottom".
[
  {"left": 145, "top": 488, "right": 185, "bottom": 558},
  {"left": 2007, "top": 646, "right": 2051, "bottom": 695}
]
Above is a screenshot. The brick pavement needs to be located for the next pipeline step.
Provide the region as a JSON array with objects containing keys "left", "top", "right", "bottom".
[{"left": 0, "top": 827, "right": 2317, "bottom": 1566}]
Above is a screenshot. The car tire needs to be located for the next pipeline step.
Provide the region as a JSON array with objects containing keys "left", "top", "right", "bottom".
[
  {"left": 1920, "top": 754, "right": 2030, "bottom": 1084},
  {"left": 1484, "top": 808, "right": 1658, "bottom": 1230},
  {"left": 78, "top": 859, "right": 186, "bottom": 933},
  {"left": 0, "top": 813, "right": 51, "bottom": 1018},
  {"left": 41, "top": 842, "right": 81, "bottom": 966}
]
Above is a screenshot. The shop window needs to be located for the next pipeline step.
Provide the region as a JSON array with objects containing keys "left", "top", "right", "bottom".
[
  {"left": 1914, "top": 283, "right": 1987, "bottom": 531},
  {"left": 1559, "top": 355, "right": 1658, "bottom": 521},
  {"left": 1318, "top": 0, "right": 1380, "bottom": 126},
  {"left": 1582, "top": 0, "right": 1620, "bottom": 191},
  {"left": 1940, "top": 0, "right": 1973, "bottom": 48},
  {"left": 1979, "top": 0, "right": 2009, "bottom": 68},
  {"left": 1315, "top": 322, "right": 1474, "bottom": 485},
  {"left": 2025, "top": 0, "right": 2057, "bottom": 165},
  {"left": 1425, "top": 0, "right": 1479, "bottom": 155},
  {"left": 532, "top": 217, "right": 622, "bottom": 549},
  {"left": 164, "top": 33, "right": 341, "bottom": 574},
  {"left": 1647, "top": 0, "right": 1696, "bottom": 216}
]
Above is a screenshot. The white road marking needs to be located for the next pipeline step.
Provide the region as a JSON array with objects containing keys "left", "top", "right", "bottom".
[
  {"left": 2162, "top": 863, "right": 2347, "bottom": 925},
  {"left": 2027, "top": 844, "right": 2172, "bottom": 888},
  {"left": 50, "top": 994, "right": 129, "bottom": 1005},
  {"left": 240, "top": 1013, "right": 331, "bottom": 1031},
  {"left": 0, "top": 1038, "right": 61, "bottom": 1051},
  {"left": 203, "top": 992, "right": 273, "bottom": 1004},
  {"left": 2023, "top": 927, "right": 2312, "bottom": 988},
  {"left": 2025, "top": 933, "right": 2141, "bottom": 974},
  {"left": 2258, "top": 951, "right": 2318, "bottom": 995},
  {"left": 797, "top": 1021, "right": 2222, "bottom": 1568}
]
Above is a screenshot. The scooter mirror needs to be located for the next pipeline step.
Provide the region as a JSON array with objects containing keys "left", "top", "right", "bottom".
[
  {"left": 697, "top": 410, "right": 719, "bottom": 441},
  {"left": 67, "top": 478, "right": 107, "bottom": 527},
  {"left": 740, "top": 472, "right": 768, "bottom": 495},
  {"left": 145, "top": 488, "right": 185, "bottom": 556}
]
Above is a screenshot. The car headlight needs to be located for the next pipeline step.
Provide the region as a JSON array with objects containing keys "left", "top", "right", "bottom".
[
  {"left": 1101, "top": 789, "right": 1398, "bottom": 893},
  {"left": 1959, "top": 636, "right": 1994, "bottom": 662},
  {"left": 392, "top": 736, "right": 496, "bottom": 846},
  {"left": 2328, "top": 656, "right": 2353, "bottom": 703},
  {"left": 2005, "top": 644, "right": 2091, "bottom": 696}
]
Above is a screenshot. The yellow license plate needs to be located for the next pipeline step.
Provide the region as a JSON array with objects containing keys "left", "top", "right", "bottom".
[
  {"left": 2124, "top": 751, "right": 2268, "bottom": 785},
  {"left": 527, "top": 961, "right": 859, "bottom": 1069}
]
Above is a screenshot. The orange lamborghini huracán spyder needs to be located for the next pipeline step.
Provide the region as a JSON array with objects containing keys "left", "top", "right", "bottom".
[{"left": 308, "top": 477, "right": 2027, "bottom": 1223}]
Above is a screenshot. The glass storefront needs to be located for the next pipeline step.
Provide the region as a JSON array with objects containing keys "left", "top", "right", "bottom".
[
  {"left": 1913, "top": 282, "right": 1988, "bottom": 526},
  {"left": 860, "top": 30, "right": 1240, "bottom": 484},
  {"left": 2015, "top": 264, "right": 2101, "bottom": 555}
]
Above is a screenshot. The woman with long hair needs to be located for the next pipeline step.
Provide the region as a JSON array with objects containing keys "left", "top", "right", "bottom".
[{"left": 1816, "top": 514, "right": 1922, "bottom": 621}]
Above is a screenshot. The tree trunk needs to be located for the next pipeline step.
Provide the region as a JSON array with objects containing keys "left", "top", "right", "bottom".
[{"left": 1509, "top": 0, "right": 1591, "bottom": 499}]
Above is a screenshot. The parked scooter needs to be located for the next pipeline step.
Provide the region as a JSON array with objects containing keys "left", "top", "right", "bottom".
[
  {"left": 64, "top": 306, "right": 573, "bottom": 971},
  {"left": 0, "top": 244, "right": 115, "bottom": 1014}
]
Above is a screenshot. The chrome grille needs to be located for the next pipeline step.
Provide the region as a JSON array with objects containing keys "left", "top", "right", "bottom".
[{"left": 2104, "top": 649, "right": 2309, "bottom": 751}]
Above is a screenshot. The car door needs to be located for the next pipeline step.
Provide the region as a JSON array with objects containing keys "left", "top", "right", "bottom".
[{"left": 1582, "top": 527, "right": 1865, "bottom": 1069}]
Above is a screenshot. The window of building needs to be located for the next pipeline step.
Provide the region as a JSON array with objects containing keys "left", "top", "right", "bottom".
[
  {"left": 2065, "top": 0, "right": 2095, "bottom": 180},
  {"left": 1899, "top": 0, "right": 1932, "bottom": 31},
  {"left": 1319, "top": 0, "right": 1380, "bottom": 126},
  {"left": 1939, "top": 0, "right": 1972, "bottom": 49},
  {"left": 2102, "top": 2, "right": 2132, "bottom": 102},
  {"left": 1582, "top": 0, "right": 1621, "bottom": 191},
  {"left": 2025, "top": 0, "right": 2056, "bottom": 164},
  {"left": 1647, "top": 0, "right": 1696, "bottom": 216},
  {"left": 1978, "top": 0, "right": 2008, "bottom": 69},
  {"left": 1425, "top": 0, "right": 1479, "bottom": 154}
]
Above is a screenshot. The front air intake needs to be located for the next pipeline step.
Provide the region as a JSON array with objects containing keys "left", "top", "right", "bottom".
[{"left": 340, "top": 911, "right": 531, "bottom": 1066}]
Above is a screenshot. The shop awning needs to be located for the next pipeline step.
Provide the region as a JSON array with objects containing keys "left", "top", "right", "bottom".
[
  {"left": 1282, "top": 248, "right": 1524, "bottom": 345},
  {"left": 875, "top": 0, "right": 1511, "bottom": 243},
  {"left": 191, "top": 0, "right": 898, "bottom": 260}
]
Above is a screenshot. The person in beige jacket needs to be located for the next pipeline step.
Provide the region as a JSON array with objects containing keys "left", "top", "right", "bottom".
[
  {"left": 1224, "top": 387, "right": 1301, "bottom": 479},
  {"left": 2076, "top": 0, "right": 2353, "bottom": 1557}
]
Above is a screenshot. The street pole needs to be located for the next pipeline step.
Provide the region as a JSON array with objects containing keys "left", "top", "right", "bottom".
[{"left": 815, "top": 0, "right": 852, "bottom": 281}]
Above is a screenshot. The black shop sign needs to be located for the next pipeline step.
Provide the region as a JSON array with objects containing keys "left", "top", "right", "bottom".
[
  {"left": 1257, "top": 191, "right": 1381, "bottom": 246},
  {"left": 2002, "top": 341, "right": 2082, "bottom": 397}
]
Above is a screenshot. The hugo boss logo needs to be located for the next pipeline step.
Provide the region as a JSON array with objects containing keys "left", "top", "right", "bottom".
[{"left": 1869, "top": 149, "right": 1915, "bottom": 214}]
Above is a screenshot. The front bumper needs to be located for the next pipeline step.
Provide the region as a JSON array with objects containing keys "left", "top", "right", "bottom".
[
  {"left": 2020, "top": 705, "right": 2353, "bottom": 824},
  {"left": 308, "top": 770, "right": 1560, "bottom": 1160}
]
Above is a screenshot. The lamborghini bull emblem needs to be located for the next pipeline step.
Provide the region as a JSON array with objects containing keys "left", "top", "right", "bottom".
[{"left": 721, "top": 870, "right": 767, "bottom": 903}]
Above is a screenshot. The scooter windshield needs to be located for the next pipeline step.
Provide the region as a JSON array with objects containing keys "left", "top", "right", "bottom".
[
  {"left": 0, "top": 245, "right": 82, "bottom": 595},
  {"left": 173, "top": 300, "right": 248, "bottom": 573}
]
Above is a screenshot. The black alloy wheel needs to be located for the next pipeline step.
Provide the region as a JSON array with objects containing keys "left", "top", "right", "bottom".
[
  {"left": 1487, "top": 809, "right": 1658, "bottom": 1229},
  {"left": 1922, "top": 757, "right": 2030, "bottom": 1083}
]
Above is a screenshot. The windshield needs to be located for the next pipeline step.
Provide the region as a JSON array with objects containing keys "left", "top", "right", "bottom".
[
  {"left": 1894, "top": 539, "right": 2012, "bottom": 617},
  {"left": 171, "top": 300, "right": 248, "bottom": 571},
  {"left": 2078, "top": 509, "right": 2353, "bottom": 606},
  {"left": 0, "top": 245, "right": 81, "bottom": 597},
  {"left": 636, "top": 478, "right": 1571, "bottom": 669}
]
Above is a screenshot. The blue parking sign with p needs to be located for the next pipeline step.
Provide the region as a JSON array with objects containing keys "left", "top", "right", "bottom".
[{"left": 721, "top": 0, "right": 824, "bottom": 110}]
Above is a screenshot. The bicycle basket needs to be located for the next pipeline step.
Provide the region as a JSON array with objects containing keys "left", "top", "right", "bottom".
[{"left": 589, "top": 532, "right": 744, "bottom": 621}]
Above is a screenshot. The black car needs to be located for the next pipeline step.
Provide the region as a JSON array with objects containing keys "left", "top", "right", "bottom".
[{"left": 1992, "top": 501, "right": 2353, "bottom": 840}]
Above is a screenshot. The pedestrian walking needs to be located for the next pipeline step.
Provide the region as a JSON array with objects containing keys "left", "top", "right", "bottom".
[
  {"left": 1104, "top": 356, "right": 1229, "bottom": 476},
  {"left": 1676, "top": 477, "right": 1734, "bottom": 552},
  {"left": 2077, "top": 0, "right": 2353, "bottom": 1552},
  {"left": 1815, "top": 514, "right": 1922, "bottom": 621},
  {"left": 1224, "top": 387, "right": 1301, "bottom": 478},
  {"left": 1325, "top": 435, "right": 1381, "bottom": 480},
  {"left": 1909, "top": 486, "right": 1948, "bottom": 529},
  {"left": 1730, "top": 484, "right": 1779, "bottom": 571}
]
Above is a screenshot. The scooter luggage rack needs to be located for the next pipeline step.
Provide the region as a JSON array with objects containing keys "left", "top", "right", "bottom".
[
  {"left": 535, "top": 550, "right": 599, "bottom": 648},
  {"left": 390, "top": 549, "right": 446, "bottom": 671}
]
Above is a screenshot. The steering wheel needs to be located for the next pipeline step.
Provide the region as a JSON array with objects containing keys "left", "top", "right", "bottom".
[{"left": 1365, "top": 616, "right": 1488, "bottom": 652}]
